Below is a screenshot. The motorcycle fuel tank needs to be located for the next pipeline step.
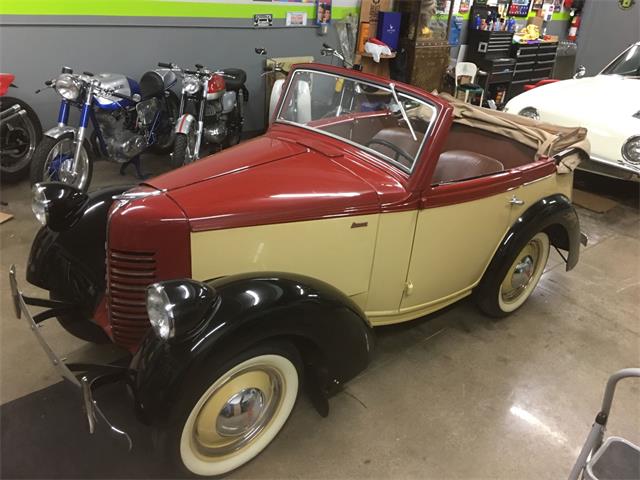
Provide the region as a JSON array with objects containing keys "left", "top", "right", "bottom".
[{"left": 93, "top": 73, "right": 140, "bottom": 110}]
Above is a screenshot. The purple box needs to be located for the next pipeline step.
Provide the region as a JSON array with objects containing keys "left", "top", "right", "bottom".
[{"left": 376, "top": 11, "right": 401, "bottom": 50}]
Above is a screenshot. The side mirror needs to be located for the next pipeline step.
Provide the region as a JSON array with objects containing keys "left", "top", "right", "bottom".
[{"left": 573, "top": 65, "right": 586, "bottom": 79}]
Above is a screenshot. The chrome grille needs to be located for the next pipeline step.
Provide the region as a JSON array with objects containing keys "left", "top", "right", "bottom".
[{"left": 108, "top": 249, "right": 156, "bottom": 347}]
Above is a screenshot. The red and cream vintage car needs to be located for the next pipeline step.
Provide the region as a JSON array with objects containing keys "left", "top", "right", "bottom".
[{"left": 11, "top": 64, "right": 588, "bottom": 476}]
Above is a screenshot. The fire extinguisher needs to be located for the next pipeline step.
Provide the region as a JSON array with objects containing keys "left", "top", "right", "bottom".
[{"left": 567, "top": 14, "right": 580, "bottom": 42}]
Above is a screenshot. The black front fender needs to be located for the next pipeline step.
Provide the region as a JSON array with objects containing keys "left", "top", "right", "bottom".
[
  {"left": 133, "top": 273, "right": 374, "bottom": 424},
  {"left": 493, "top": 193, "right": 581, "bottom": 273},
  {"left": 26, "top": 184, "right": 131, "bottom": 312}
]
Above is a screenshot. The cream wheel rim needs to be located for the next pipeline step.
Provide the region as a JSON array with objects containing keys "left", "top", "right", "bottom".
[
  {"left": 180, "top": 354, "right": 298, "bottom": 476},
  {"left": 498, "top": 232, "right": 549, "bottom": 312}
]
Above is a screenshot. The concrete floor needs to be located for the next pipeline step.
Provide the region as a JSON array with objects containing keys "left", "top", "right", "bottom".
[{"left": 0, "top": 156, "right": 639, "bottom": 478}]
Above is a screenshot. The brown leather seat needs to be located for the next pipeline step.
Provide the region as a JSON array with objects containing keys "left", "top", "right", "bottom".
[
  {"left": 368, "top": 127, "right": 424, "bottom": 168},
  {"left": 432, "top": 150, "right": 504, "bottom": 184}
]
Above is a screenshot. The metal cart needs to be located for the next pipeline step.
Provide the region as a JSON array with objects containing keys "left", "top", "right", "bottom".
[{"left": 568, "top": 368, "right": 640, "bottom": 480}]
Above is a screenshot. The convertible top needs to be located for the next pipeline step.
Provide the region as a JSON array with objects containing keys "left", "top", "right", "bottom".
[{"left": 438, "top": 93, "right": 590, "bottom": 174}]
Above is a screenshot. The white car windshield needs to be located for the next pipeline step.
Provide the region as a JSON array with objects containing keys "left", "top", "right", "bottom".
[
  {"left": 276, "top": 69, "right": 437, "bottom": 173},
  {"left": 601, "top": 44, "right": 640, "bottom": 77}
]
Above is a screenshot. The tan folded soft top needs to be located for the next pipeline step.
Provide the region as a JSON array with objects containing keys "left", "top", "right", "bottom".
[{"left": 438, "top": 93, "right": 590, "bottom": 174}]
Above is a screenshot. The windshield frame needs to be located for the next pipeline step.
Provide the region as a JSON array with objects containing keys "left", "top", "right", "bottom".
[
  {"left": 275, "top": 67, "right": 439, "bottom": 175},
  {"left": 600, "top": 42, "right": 640, "bottom": 77}
]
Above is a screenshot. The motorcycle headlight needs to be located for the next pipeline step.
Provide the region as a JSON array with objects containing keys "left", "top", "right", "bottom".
[
  {"left": 518, "top": 107, "right": 540, "bottom": 121},
  {"left": 55, "top": 74, "right": 81, "bottom": 101},
  {"left": 31, "top": 182, "right": 88, "bottom": 230},
  {"left": 183, "top": 76, "right": 200, "bottom": 95},
  {"left": 146, "top": 280, "right": 218, "bottom": 342},
  {"left": 622, "top": 135, "right": 640, "bottom": 165}
]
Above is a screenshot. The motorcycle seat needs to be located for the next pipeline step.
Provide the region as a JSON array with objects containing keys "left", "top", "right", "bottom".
[{"left": 222, "top": 69, "right": 247, "bottom": 91}]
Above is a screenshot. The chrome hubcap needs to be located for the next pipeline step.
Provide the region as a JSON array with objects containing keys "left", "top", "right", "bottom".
[
  {"left": 501, "top": 240, "right": 542, "bottom": 303},
  {"left": 511, "top": 255, "right": 534, "bottom": 290},
  {"left": 191, "top": 367, "right": 283, "bottom": 457},
  {"left": 216, "top": 388, "right": 266, "bottom": 437}
]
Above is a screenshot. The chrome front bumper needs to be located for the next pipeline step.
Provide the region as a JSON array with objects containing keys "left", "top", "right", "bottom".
[{"left": 9, "top": 265, "right": 133, "bottom": 450}]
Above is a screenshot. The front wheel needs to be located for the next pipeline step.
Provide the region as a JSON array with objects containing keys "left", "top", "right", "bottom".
[
  {"left": 475, "top": 231, "right": 550, "bottom": 317},
  {"left": 30, "top": 133, "right": 93, "bottom": 192},
  {"left": 171, "top": 130, "right": 197, "bottom": 168},
  {"left": 167, "top": 342, "right": 301, "bottom": 476},
  {"left": 0, "top": 97, "right": 42, "bottom": 183}
]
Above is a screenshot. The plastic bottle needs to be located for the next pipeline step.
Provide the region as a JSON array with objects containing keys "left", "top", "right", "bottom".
[{"left": 474, "top": 14, "right": 481, "bottom": 30}]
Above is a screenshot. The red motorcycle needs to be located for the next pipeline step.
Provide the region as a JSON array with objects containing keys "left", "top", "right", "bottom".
[{"left": 0, "top": 73, "right": 42, "bottom": 182}]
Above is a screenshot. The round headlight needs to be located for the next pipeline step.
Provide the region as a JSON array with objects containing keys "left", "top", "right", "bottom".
[
  {"left": 31, "top": 184, "right": 50, "bottom": 226},
  {"left": 55, "top": 74, "right": 81, "bottom": 101},
  {"left": 183, "top": 76, "right": 200, "bottom": 95},
  {"left": 147, "top": 284, "right": 175, "bottom": 340},
  {"left": 622, "top": 135, "right": 640, "bottom": 165},
  {"left": 518, "top": 107, "right": 540, "bottom": 121}
]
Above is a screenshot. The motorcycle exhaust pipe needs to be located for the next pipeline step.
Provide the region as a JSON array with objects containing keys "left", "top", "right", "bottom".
[
  {"left": 0, "top": 105, "right": 26, "bottom": 127},
  {"left": 0, "top": 103, "right": 23, "bottom": 120}
]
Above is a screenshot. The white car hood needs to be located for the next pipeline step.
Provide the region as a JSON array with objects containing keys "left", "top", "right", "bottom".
[
  {"left": 505, "top": 75, "right": 640, "bottom": 164},
  {"left": 507, "top": 75, "right": 639, "bottom": 118}
]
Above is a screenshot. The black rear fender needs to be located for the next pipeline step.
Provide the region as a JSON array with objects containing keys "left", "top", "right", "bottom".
[{"left": 490, "top": 194, "right": 582, "bottom": 275}]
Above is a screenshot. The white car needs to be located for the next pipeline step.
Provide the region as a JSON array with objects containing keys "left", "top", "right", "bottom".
[{"left": 505, "top": 42, "right": 640, "bottom": 181}]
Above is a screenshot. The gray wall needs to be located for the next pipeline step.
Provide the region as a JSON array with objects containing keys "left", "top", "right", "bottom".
[
  {"left": 0, "top": 21, "right": 341, "bottom": 133},
  {"left": 575, "top": 0, "right": 640, "bottom": 74}
]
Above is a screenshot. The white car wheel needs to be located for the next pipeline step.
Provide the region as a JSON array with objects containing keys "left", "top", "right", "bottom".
[
  {"left": 179, "top": 353, "right": 299, "bottom": 476},
  {"left": 498, "top": 232, "right": 550, "bottom": 313}
]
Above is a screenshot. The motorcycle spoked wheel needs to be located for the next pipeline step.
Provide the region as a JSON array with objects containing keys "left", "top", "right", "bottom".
[
  {"left": 0, "top": 97, "right": 43, "bottom": 183},
  {"left": 171, "top": 129, "right": 198, "bottom": 168},
  {"left": 150, "top": 91, "right": 180, "bottom": 154},
  {"left": 30, "top": 133, "right": 93, "bottom": 192}
]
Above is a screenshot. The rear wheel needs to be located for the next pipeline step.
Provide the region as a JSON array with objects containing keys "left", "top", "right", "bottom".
[
  {"left": 0, "top": 97, "right": 42, "bottom": 183},
  {"left": 30, "top": 133, "right": 93, "bottom": 191},
  {"left": 150, "top": 91, "right": 180, "bottom": 153},
  {"left": 475, "top": 232, "right": 550, "bottom": 317},
  {"left": 166, "top": 342, "right": 301, "bottom": 476},
  {"left": 224, "top": 107, "right": 242, "bottom": 148}
]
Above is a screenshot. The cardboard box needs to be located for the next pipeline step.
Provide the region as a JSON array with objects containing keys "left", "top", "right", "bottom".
[
  {"left": 357, "top": 22, "right": 370, "bottom": 53},
  {"left": 358, "top": 0, "right": 391, "bottom": 40}
]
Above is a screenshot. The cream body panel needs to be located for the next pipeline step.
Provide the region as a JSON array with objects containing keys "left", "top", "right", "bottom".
[
  {"left": 400, "top": 190, "right": 514, "bottom": 311},
  {"left": 190, "top": 214, "right": 379, "bottom": 298},
  {"left": 365, "top": 210, "right": 418, "bottom": 314},
  {"left": 509, "top": 172, "right": 571, "bottom": 223}
]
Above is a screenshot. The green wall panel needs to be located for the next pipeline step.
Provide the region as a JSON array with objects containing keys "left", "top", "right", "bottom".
[{"left": 0, "top": 1, "right": 358, "bottom": 20}]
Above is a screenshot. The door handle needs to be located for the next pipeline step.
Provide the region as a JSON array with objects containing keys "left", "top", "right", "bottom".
[{"left": 509, "top": 195, "right": 525, "bottom": 206}]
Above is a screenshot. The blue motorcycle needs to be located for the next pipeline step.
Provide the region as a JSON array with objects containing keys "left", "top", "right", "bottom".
[{"left": 31, "top": 66, "right": 179, "bottom": 191}]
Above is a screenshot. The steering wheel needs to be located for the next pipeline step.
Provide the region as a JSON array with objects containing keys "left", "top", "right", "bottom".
[{"left": 366, "top": 139, "right": 414, "bottom": 165}]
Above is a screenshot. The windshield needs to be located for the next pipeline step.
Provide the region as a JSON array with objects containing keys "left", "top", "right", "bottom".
[
  {"left": 601, "top": 44, "right": 640, "bottom": 77},
  {"left": 276, "top": 70, "right": 437, "bottom": 173}
]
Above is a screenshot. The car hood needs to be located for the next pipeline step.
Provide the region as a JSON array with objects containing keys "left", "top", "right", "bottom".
[
  {"left": 145, "top": 133, "right": 381, "bottom": 231},
  {"left": 505, "top": 75, "right": 640, "bottom": 118}
]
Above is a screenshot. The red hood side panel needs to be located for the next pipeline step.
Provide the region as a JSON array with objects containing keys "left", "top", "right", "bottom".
[
  {"left": 146, "top": 135, "right": 308, "bottom": 191},
  {"left": 166, "top": 151, "right": 381, "bottom": 232}
]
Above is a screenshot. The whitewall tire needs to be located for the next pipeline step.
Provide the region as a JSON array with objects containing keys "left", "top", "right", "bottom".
[
  {"left": 178, "top": 352, "right": 299, "bottom": 476},
  {"left": 475, "top": 231, "right": 550, "bottom": 317}
]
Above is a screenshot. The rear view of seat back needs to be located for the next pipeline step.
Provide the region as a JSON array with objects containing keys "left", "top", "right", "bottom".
[{"left": 432, "top": 150, "right": 504, "bottom": 184}]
